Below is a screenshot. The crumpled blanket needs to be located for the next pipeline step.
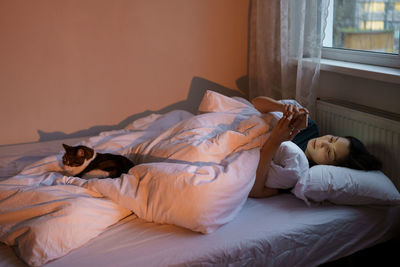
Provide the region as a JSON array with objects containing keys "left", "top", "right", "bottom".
[{"left": 0, "top": 90, "right": 273, "bottom": 266}]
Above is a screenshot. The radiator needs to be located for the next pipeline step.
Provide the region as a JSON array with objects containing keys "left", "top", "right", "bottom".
[{"left": 315, "top": 99, "right": 400, "bottom": 190}]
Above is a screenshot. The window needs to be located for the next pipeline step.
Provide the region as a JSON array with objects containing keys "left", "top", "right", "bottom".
[
  {"left": 362, "top": 2, "right": 385, "bottom": 12},
  {"left": 323, "top": 0, "right": 400, "bottom": 68},
  {"left": 396, "top": 2, "right": 400, "bottom": 11},
  {"left": 360, "top": 20, "right": 384, "bottom": 30}
]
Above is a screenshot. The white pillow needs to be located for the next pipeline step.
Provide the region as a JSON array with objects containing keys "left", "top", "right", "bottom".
[
  {"left": 265, "top": 141, "right": 309, "bottom": 189},
  {"left": 292, "top": 165, "right": 400, "bottom": 206}
]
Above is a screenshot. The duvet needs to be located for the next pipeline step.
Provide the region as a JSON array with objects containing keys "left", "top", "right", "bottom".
[{"left": 0, "top": 91, "right": 274, "bottom": 266}]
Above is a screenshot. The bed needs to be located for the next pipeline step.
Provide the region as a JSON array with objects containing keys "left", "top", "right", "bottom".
[{"left": 1, "top": 91, "right": 400, "bottom": 267}]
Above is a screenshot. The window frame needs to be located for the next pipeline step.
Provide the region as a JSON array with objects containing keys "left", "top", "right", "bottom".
[
  {"left": 322, "top": 47, "right": 400, "bottom": 68},
  {"left": 322, "top": 0, "right": 400, "bottom": 69}
]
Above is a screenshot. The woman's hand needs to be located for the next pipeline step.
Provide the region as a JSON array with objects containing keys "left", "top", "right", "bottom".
[
  {"left": 282, "top": 103, "right": 300, "bottom": 114},
  {"left": 269, "top": 113, "right": 299, "bottom": 145},
  {"left": 289, "top": 110, "right": 308, "bottom": 132},
  {"left": 282, "top": 104, "right": 308, "bottom": 129}
]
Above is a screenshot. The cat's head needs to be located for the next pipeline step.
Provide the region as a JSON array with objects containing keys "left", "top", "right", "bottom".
[{"left": 62, "top": 144, "right": 94, "bottom": 167}]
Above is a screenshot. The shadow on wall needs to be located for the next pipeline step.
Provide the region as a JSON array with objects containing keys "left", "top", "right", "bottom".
[{"left": 37, "top": 76, "right": 249, "bottom": 142}]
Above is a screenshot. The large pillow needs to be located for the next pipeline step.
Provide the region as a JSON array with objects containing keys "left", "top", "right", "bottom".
[
  {"left": 265, "top": 141, "right": 309, "bottom": 189},
  {"left": 292, "top": 165, "right": 400, "bottom": 205}
]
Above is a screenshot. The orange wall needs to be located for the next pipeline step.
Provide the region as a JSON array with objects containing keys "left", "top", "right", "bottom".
[{"left": 0, "top": 0, "right": 249, "bottom": 145}]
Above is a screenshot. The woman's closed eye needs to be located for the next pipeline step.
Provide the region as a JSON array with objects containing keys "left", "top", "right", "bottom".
[
  {"left": 327, "top": 137, "right": 336, "bottom": 160},
  {"left": 328, "top": 145, "right": 337, "bottom": 161},
  {"left": 327, "top": 149, "right": 333, "bottom": 160}
]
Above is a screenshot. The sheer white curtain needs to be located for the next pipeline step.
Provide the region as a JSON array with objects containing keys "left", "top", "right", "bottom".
[{"left": 248, "top": 0, "right": 330, "bottom": 116}]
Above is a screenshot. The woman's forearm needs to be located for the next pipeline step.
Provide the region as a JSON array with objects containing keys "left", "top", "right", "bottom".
[
  {"left": 249, "top": 110, "right": 300, "bottom": 198},
  {"left": 249, "top": 138, "right": 281, "bottom": 198},
  {"left": 249, "top": 96, "right": 283, "bottom": 198},
  {"left": 251, "top": 96, "right": 285, "bottom": 113}
]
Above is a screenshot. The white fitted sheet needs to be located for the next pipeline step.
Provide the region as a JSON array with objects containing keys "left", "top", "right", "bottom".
[
  {"left": 1, "top": 137, "right": 400, "bottom": 267},
  {"left": 1, "top": 193, "right": 399, "bottom": 267}
]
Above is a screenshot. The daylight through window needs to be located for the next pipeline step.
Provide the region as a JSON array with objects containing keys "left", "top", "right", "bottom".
[{"left": 323, "top": 0, "right": 400, "bottom": 55}]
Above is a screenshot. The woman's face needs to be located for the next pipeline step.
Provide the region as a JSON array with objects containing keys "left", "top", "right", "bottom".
[{"left": 305, "top": 135, "right": 350, "bottom": 165}]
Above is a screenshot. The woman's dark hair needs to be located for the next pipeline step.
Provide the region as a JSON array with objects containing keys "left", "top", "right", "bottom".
[{"left": 336, "top": 136, "right": 382, "bottom": 171}]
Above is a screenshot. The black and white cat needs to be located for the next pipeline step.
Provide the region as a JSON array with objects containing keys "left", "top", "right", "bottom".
[{"left": 62, "top": 144, "right": 134, "bottom": 179}]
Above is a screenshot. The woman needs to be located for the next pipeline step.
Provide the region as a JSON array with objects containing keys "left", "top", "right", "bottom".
[{"left": 249, "top": 96, "right": 381, "bottom": 198}]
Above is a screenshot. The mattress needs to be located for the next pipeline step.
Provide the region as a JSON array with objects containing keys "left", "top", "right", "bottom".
[
  {"left": 2, "top": 91, "right": 400, "bottom": 267},
  {"left": 1, "top": 136, "right": 400, "bottom": 267}
]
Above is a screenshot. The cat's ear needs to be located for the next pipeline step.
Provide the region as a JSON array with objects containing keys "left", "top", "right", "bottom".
[
  {"left": 62, "top": 144, "right": 70, "bottom": 151},
  {"left": 84, "top": 147, "right": 94, "bottom": 159},
  {"left": 77, "top": 147, "right": 94, "bottom": 159},
  {"left": 77, "top": 148, "right": 85, "bottom": 157}
]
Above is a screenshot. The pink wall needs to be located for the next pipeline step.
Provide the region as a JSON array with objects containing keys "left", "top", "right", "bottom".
[{"left": 0, "top": 0, "right": 249, "bottom": 145}]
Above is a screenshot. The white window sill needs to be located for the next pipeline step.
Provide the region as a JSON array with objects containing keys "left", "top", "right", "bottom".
[{"left": 319, "top": 59, "right": 400, "bottom": 84}]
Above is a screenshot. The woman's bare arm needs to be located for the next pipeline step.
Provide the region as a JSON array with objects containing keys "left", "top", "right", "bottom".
[
  {"left": 251, "top": 96, "right": 285, "bottom": 113},
  {"left": 252, "top": 96, "right": 309, "bottom": 121},
  {"left": 249, "top": 112, "right": 303, "bottom": 198},
  {"left": 249, "top": 137, "right": 281, "bottom": 198},
  {"left": 249, "top": 96, "right": 309, "bottom": 198}
]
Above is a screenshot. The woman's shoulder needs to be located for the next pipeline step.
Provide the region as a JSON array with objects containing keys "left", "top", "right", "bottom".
[
  {"left": 274, "top": 141, "right": 306, "bottom": 163},
  {"left": 266, "top": 141, "right": 309, "bottom": 189}
]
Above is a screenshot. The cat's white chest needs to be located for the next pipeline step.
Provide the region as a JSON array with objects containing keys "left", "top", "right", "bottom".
[{"left": 63, "top": 152, "right": 96, "bottom": 176}]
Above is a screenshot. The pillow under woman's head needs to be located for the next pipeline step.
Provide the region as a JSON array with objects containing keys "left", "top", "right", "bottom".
[{"left": 292, "top": 165, "right": 400, "bottom": 206}]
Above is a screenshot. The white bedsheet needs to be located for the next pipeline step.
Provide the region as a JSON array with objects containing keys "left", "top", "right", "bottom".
[{"left": 1, "top": 194, "right": 399, "bottom": 267}]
